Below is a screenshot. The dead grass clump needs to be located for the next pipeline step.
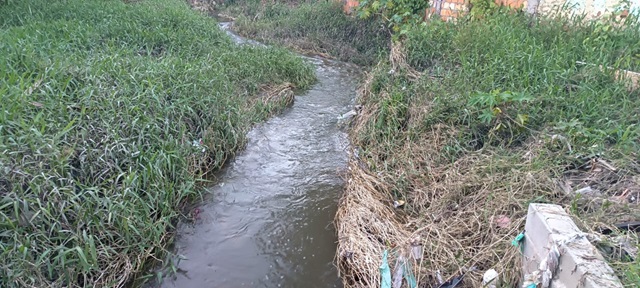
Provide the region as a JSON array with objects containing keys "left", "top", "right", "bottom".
[
  {"left": 404, "top": 152, "right": 557, "bottom": 286},
  {"left": 187, "top": 0, "right": 216, "bottom": 13},
  {"left": 389, "top": 42, "right": 422, "bottom": 80},
  {"left": 338, "top": 125, "right": 559, "bottom": 287},
  {"left": 336, "top": 159, "right": 412, "bottom": 287},
  {"left": 258, "top": 82, "right": 295, "bottom": 108}
]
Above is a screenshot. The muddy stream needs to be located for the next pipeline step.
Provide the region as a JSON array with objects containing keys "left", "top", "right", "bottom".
[{"left": 160, "top": 23, "right": 357, "bottom": 288}]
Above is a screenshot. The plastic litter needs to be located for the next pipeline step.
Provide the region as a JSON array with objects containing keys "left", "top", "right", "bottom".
[
  {"left": 393, "top": 200, "right": 405, "bottom": 208},
  {"left": 494, "top": 215, "right": 511, "bottom": 228},
  {"left": 338, "top": 110, "right": 357, "bottom": 120},
  {"left": 380, "top": 250, "right": 392, "bottom": 288},
  {"left": 402, "top": 259, "right": 417, "bottom": 288},
  {"left": 437, "top": 274, "right": 464, "bottom": 288},
  {"left": 391, "top": 253, "right": 417, "bottom": 288},
  {"left": 512, "top": 232, "right": 525, "bottom": 247},
  {"left": 482, "top": 269, "right": 499, "bottom": 288},
  {"left": 522, "top": 244, "right": 560, "bottom": 288},
  {"left": 392, "top": 256, "right": 404, "bottom": 288},
  {"left": 410, "top": 242, "right": 422, "bottom": 260},
  {"left": 575, "top": 186, "right": 601, "bottom": 197},
  {"left": 435, "top": 270, "right": 444, "bottom": 285},
  {"left": 192, "top": 138, "right": 206, "bottom": 153}
]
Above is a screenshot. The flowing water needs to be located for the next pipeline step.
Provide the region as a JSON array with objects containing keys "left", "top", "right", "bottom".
[{"left": 160, "top": 23, "right": 357, "bottom": 288}]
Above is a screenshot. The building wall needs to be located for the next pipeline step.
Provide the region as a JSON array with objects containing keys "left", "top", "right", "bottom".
[
  {"left": 537, "top": 0, "right": 639, "bottom": 18},
  {"left": 344, "top": 0, "right": 639, "bottom": 20}
]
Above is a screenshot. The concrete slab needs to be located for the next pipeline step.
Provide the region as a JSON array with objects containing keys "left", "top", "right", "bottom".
[{"left": 522, "top": 203, "right": 623, "bottom": 288}]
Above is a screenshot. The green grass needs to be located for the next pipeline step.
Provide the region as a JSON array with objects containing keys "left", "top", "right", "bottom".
[
  {"left": 0, "top": 0, "right": 314, "bottom": 286},
  {"left": 221, "top": 0, "right": 390, "bottom": 66},
  {"left": 348, "top": 10, "right": 640, "bottom": 286},
  {"left": 404, "top": 13, "right": 640, "bottom": 156}
]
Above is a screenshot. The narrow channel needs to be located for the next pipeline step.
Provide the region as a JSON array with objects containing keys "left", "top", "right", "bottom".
[{"left": 160, "top": 23, "right": 357, "bottom": 288}]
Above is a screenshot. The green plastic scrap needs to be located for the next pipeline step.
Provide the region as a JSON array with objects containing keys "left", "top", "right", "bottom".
[
  {"left": 512, "top": 232, "right": 526, "bottom": 254},
  {"left": 512, "top": 232, "right": 525, "bottom": 246},
  {"left": 380, "top": 250, "right": 392, "bottom": 288},
  {"left": 404, "top": 264, "right": 417, "bottom": 288}
]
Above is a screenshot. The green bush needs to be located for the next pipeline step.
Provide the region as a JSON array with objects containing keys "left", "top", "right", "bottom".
[{"left": 0, "top": 0, "right": 314, "bottom": 286}]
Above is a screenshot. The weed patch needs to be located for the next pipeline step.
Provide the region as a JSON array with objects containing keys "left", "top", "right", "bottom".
[
  {"left": 0, "top": 0, "right": 314, "bottom": 287},
  {"left": 337, "top": 11, "right": 640, "bottom": 287},
  {"left": 219, "top": 0, "right": 390, "bottom": 66}
]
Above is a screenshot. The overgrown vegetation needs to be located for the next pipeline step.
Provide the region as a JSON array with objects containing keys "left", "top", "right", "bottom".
[
  {"left": 357, "top": 0, "right": 430, "bottom": 35},
  {"left": 219, "top": 0, "right": 390, "bottom": 66},
  {"left": 337, "top": 9, "right": 640, "bottom": 287},
  {"left": 0, "top": 0, "right": 314, "bottom": 286}
]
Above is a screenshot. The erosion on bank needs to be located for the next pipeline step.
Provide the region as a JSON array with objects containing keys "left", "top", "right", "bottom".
[
  {"left": 337, "top": 12, "right": 640, "bottom": 287},
  {"left": 0, "top": 0, "right": 314, "bottom": 286},
  {"left": 216, "top": 0, "right": 390, "bottom": 66}
]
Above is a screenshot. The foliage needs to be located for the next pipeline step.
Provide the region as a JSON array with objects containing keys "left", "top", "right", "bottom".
[
  {"left": 468, "top": 90, "right": 533, "bottom": 125},
  {"left": 467, "top": 90, "right": 533, "bottom": 144},
  {"left": 222, "top": 0, "right": 390, "bottom": 66},
  {"left": 0, "top": 0, "right": 314, "bottom": 287},
  {"left": 469, "top": 0, "right": 499, "bottom": 19},
  {"left": 356, "top": 0, "right": 429, "bottom": 37}
]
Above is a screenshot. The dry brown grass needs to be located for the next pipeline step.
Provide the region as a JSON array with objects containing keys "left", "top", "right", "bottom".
[
  {"left": 257, "top": 82, "right": 295, "bottom": 108},
  {"left": 337, "top": 122, "right": 552, "bottom": 286},
  {"left": 389, "top": 41, "right": 422, "bottom": 80}
]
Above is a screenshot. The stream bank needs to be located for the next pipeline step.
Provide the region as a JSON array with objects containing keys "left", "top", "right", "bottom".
[{"left": 0, "top": 1, "right": 316, "bottom": 287}]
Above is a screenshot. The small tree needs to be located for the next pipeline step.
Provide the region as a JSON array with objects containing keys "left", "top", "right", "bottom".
[{"left": 356, "top": 0, "right": 430, "bottom": 37}]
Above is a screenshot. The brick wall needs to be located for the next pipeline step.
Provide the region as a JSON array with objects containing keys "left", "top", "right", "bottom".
[
  {"left": 343, "top": 0, "right": 359, "bottom": 13},
  {"left": 428, "top": 0, "right": 468, "bottom": 21},
  {"left": 343, "top": 0, "right": 638, "bottom": 20}
]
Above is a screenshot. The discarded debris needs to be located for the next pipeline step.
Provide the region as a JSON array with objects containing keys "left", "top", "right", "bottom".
[
  {"left": 339, "top": 109, "right": 358, "bottom": 120},
  {"left": 512, "top": 232, "right": 525, "bottom": 247},
  {"left": 610, "top": 235, "right": 639, "bottom": 261},
  {"left": 482, "top": 269, "right": 499, "bottom": 288},
  {"left": 393, "top": 200, "right": 405, "bottom": 208},
  {"left": 392, "top": 257, "right": 404, "bottom": 288},
  {"left": 380, "top": 250, "right": 392, "bottom": 288},
  {"left": 523, "top": 204, "right": 623, "bottom": 288},
  {"left": 599, "top": 221, "right": 640, "bottom": 234},
  {"left": 392, "top": 254, "right": 417, "bottom": 288},
  {"left": 192, "top": 138, "right": 206, "bottom": 153},
  {"left": 338, "top": 109, "right": 358, "bottom": 127},
  {"left": 574, "top": 186, "right": 602, "bottom": 197},
  {"left": 410, "top": 241, "right": 422, "bottom": 260},
  {"left": 437, "top": 273, "right": 464, "bottom": 288},
  {"left": 435, "top": 270, "right": 444, "bottom": 285},
  {"left": 494, "top": 215, "right": 511, "bottom": 229}
]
